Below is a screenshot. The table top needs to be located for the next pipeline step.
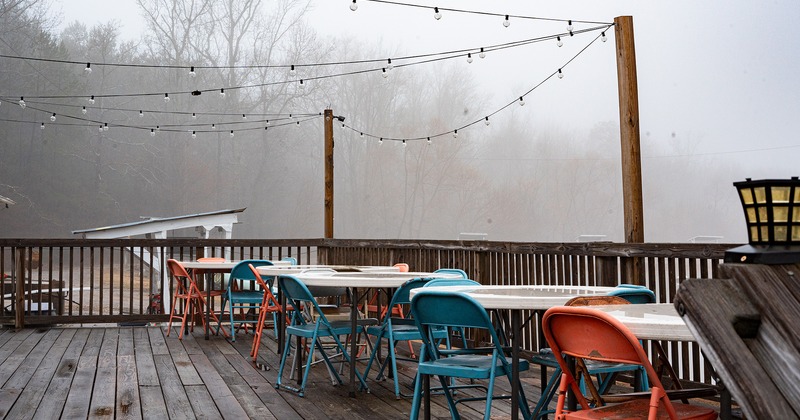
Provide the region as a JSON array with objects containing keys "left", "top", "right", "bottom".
[
  {"left": 412, "top": 284, "right": 617, "bottom": 310},
  {"left": 178, "top": 260, "right": 292, "bottom": 270},
  {"left": 291, "top": 271, "right": 462, "bottom": 288},
  {"left": 585, "top": 303, "right": 695, "bottom": 342},
  {"left": 256, "top": 265, "right": 400, "bottom": 276}
]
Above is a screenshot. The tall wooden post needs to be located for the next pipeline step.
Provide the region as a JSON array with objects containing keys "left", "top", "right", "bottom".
[
  {"left": 324, "top": 109, "right": 334, "bottom": 239},
  {"left": 615, "top": 16, "right": 645, "bottom": 283}
]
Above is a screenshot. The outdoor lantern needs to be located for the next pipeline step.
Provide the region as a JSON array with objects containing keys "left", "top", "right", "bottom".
[{"left": 724, "top": 177, "right": 800, "bottom": 264}]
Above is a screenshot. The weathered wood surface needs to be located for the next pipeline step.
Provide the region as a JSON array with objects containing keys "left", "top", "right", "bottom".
[{"left": 676, "top": 262, "right": 800, "bottom": 419}]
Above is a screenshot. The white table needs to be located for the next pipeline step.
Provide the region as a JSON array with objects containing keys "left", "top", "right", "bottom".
[
  {"left": 256, "top": 265, "right": 399, "bottom": 277},
  {"left": 288, "top": 271, "right": 463, "bottom": 397},
  {"left": 410, "top": 284, "right": 617, "bottom": 420},
  {"left": 588, "top": 303, "right": 695, "bottom": 341}
]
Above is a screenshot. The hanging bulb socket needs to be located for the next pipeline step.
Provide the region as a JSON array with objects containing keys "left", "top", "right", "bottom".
[
  {"left": 503, "top": 15, "right": 510, "bottom": 27},
  {"left": 558, "top": 68, "right": 564, "bottom": 79},
  {"left": 139, "top": 110, "right": 144, "bottom": 117},
  {"left": 519, "top": 96, "right": 525, "bottom": 106},
  {"left": 427, "top": 137, "right": 431, "bottom": 145},
  {"left": 242, "top": 114, "right": 247, "bottom": 120},
  {"left": 103, "top": 123, "right": 109, "bottom": 131},
  {"left": 453, "top": 129, "right": 458, "bottom": 138},
  {"left": 379, "top": 138, "right": 383, "bottom": 145},
  {"left": 601, "top": 31, "right": 607, "bottom": 42},
  {"left": 150, "top": 129, "right": 155, "bottom": 137},
  {"left": 479, "top": 47, "right": 486, "bottom": 59},
  {"left": 192, "top": 113, "right": 197, "bottom": 119},
  {"left": 89, "top": 95, "right": 95, "bottom": 104},
  {"left": 220, "top": 88, "right": 225, "bottom": 98},
  {"left": 230, "top": 130, "right": 235, "bottom": 138},
  {"left": 18, "top": 97, "right": 25, "bottom": 108},
  {"left": 387, "top": 58, "right": 393, "bottom": 70},
  {"left": 382, "top": 68, "right": 388, "bottom": 78},
  {"left": 484, "top": 116, "right": 490, "bottom": 126},
  {"left": 567, "top": 20, "right": 573, "bottom": 32},
  {"left": 557, "top": 36, "right": 563, "bottom": 47},
  {"left": 82, "top": 106, "right": 87, "bottom": 115},
  {"left": 50, "top": 113, "right": 56, "bottom": 122},
  {"left": 41, "top": 123, "right": 45, "bottom": 129},
  {"left": 191, "top": 131, "right": 197, "bottom": 139},
  {"left": 99, "top": 125, "right": 103, "bottom": 132},
  {"left": 189, "top": 66, "right": 196, "bottom": 77},
  {"left": 402, "top": 140, "right": 407, "bottom": 147},
  {"left": 434, "top": 7, "right": 441, "bottom": 20},
  {"left": 84, "top": 63, "right": 92, "bottom": 74},
  {"left": 164, "top": 93, "right": 170, "bottom": 103},
  {"left": 290, "top": 64, "right": 296, "bottom": 76},
  {"left": 350, "top": 0, "right": 358, "bottom": 11},
  {"left": 467, "top": 53, "right": 473, "bottom": 64},
  {"left": 299, "top": 79, "right": 304, "bottom": 89}
]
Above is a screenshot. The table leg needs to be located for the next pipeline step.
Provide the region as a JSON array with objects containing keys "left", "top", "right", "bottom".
[
  {"left": 205, "top": 272, "right": 211, "bottom": 340},
  {"left": 511, "top": 309, "right": 521, "bottom": 420},
  {"left": 350, "top": 286, "right": 358, "bottom": 397}
]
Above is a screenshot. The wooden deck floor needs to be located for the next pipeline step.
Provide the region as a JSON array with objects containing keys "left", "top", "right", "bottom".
[
  {"left": 0, "top": 325, "right": 538, "bottom": 419},
  {"left": 0, "top": 325, "right": 724, "bottom": 419}
]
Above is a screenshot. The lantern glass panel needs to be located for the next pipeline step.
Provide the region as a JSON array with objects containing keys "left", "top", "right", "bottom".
[
  {"left": 774, "top": 206, "right": 789, "bottom": 222},
  {"left": 760, "top": 226, "right": 770, "bottom": 242},
  {"left": 740, "top": 189, "right": 754, "bottom": 205},
  {"left": 793, "top": 226, "right": 800, "bottom": 241},
  {"left": 758, "top": 206, "right": 768, "bottom": 221},
  {"left": 772, "top": 186, "right": 791, "bottom": 203},
  {"left": 750, "top": 226, "right": 759, "bottom": 242},
  {"left": 775, "top": 226, "right": 788, "bottom": 241},
  {"left": 754, "top": 187, "right": 767, "bottom": 203}
]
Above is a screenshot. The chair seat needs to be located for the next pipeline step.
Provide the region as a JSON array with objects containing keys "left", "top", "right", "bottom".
[
  {"left": 418, "top": 354, "right": 530, "bottom": 379},
  {"left": 366, "top": 323, "right": 448, "bottom": 341},
  {"left": 564, "top": 398, "right": 718, "bottom": 420},
  {"left": 286, "top": 320, "right": 364, "bottom": 338},
  {"left": 228, "top": 290, "right": 263, "bottom": 304}
]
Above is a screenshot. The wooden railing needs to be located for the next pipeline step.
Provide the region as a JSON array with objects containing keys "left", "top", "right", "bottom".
[{"left": 1, "top": 238, "right": 734, "bottom": 384}]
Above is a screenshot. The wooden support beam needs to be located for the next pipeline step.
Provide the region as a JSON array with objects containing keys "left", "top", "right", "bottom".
[
  {"left": 615, "top": 16, "right": 645, "bottom": 283},
  {"left": 324, "top": 109, "right": 334, "bottom": 239}
]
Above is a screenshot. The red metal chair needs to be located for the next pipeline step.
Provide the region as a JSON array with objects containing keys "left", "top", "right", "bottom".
[
  {"left": 541, "top": 306, "right": 717, "bottom": 419},
  {"left": 165, "top": 259, "right": 227, "bottom": 339},
  {"left": 249, "top": 263, "right": 284, "bottom": 362}
]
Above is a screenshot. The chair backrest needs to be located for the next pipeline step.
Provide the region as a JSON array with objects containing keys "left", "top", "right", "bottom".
[
  {"left": 229, "top": 260, "right": 274, "bottom": 287},
  {"left": 423, "top": 278, "right": 480, "bottom": 288},
  {"left": 608, "top": 284, "right": 656, "bottom": 304},
  {"left": 387, "top": 278, "right": 430, "bottom": 308},
  {"left": 411, "top": 290, "right": 501, "bottom": 341},
  {"left": 542, "top": 306, "right": 666, "bottom": 407},
  {"left": 432, "top": 268, "right": 468, "bottom": 278},
  {"left": 248, "top": 264, "right": 280, "bottom": 305},
  {"left": 166, "top": 259, "right": 193, "bottom": 293},
  {"left": 281, "top": 256, "right": 298, "bottom": 265},
  {"left": 197, "top": 257, "right": 226, "bottom": 262},
  {"left": 564, "top": 295, "right": 631, "bottom": 307},
  {"left": 278, "top": 275, "right": 334, "bottom": 324},
  {"left": 393, "top": 263, "right": 409, "bottom": 272}
]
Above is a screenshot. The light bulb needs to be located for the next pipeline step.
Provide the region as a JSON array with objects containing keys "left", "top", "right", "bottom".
[
  {"left": 150, "top": 129, "right": 155, "bottom": 137},
  {"left": 266, "top": 120, "right": 270, "bottom": 126},
  {"left": 89, "top": 95, "right": 95, "bottom": 104},
  {"left": 191, "top": 131, "right": 197, "bottom": 139},
  {"left": 434, "top": 7, "right": 441, "bottom": 20},
  {"left": 350, "top": 0, "right": 357, "bottom": 11},
  {"left": 219, "top": 88, "right": 225, "bottom": 98},
  {"left": 567, "top": 20, "right": 573, "bottom": 32},
  {"left": 503, "top": 15, "right": 510, "bottom": 27},
  {"left": 50, "top": 113, "right": 56, "bottom": 122},
  {"left": 164, "top": 93, "right": 170, "bottom": 103},
  {"left": 99, "top": 125, "right": 103, "bottom": 132},
  {"left": 557, "top": 36, "right": 563, "bottom": 47},
  {"left": 466, "top": 53, "right": 473, "bottom": 64},
  {"left": 402, "top": 140, "right": 407, "bottom": 147},
  {"left": 558, "top": 68, "right": 564, "bottom": 79},
  {"left": 192, "top": 113, "right": 197, "bottom": 119},
  {"left": 230, "top": 130, "right": 234, "bottom": 138},
  {"left": 18, "top": 97, "right": 25, "bottom": 108},
  {"left": 379, "top": 138, "right": 383, "bottom": 145},
  {"left": 41, "top": 123, "right": 45, "bottom": 129},
  {"left": 296, "top": 121, "right": 300, "bottom": 126},
  {"left": 479, "top": 48, "right": 486, "bottom": 59},
  {"left": 84, "top": 63, "right": 92, "bottom": 74},
  {"left": 103, "top": 123, "right": 109, "bottom": 131},
  {"left": 82, "top": 106, "right": 87, "bottom": 115},
  {"left": 484, "top": 116, "right": 490, "bottom": 126},
  {"left": 139, "top": 110, "right": 144, "bottom": 118},
  {"left": 387, "top": 58, "right": 393, "bottom": 71},
  {"left": 382, "top": 68, "right": 388, "bottom": 78},
  {"left": 299, "top": 79, "right": 304, "bottom": 89},
  {"left": 289, "top": 64, "right": 296, "bottom": 76},
  {"left": 211, "top": 124, "right": 216, "bottom": 130},
  {"left": 453, "top": 130, "right": 458, "bottom": 138},
  {"left": 427, "top": 137, "right": 431, "bottom": 145},
  {"left": 242, "top": 114, "right": 247, "bottom": 120},
  {"left": 519, "top": 96, "right": 525, "bottom": 106},
  {"left": 601, "top": 32, "right": 607, "bottom": 42},
  {"left": 189, "top": 66, "right": 196, "bottom": 77},
  {"left": 360, "top": 132, "right": 364, "bottom": 138}
]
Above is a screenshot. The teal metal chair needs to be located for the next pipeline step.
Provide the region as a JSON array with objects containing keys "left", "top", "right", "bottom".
[
  {"left": 281, "top": 256, "right": 298, "bottom": 265},
  {"left": 275, "top": 274, "right": 369, "bottom": 397},
  {"left": 530, "top": 285, "right": 656, "bottom": 419},
  {"left": 219, "top": 259, "right": 274, "bottom": 341},
  {"left": 432, "top": 268, "right": 469, "bottom": 278},
  {"left": 410, "top": 290, "right": 531, "bottom": 420},
  {"left": 362, "top": 277, "right": 450, "bottom": 398},
  {"left": 423, "top": 277, "right": 480, "bottom": 349}
]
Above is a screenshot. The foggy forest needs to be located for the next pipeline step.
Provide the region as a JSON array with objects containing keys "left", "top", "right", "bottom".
[{"left": 1, "top": 0, "right": 788, "bottom": 244}]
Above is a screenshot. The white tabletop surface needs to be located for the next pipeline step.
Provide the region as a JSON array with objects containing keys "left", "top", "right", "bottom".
[
  {"left": 256, "top": 265, "right": 400, "bottom": 276},
  {"left": 291, "top": 271, "right": 462, "bottom": 288},
  {"left": 585, "top": 303, "right": 695, "bottom": 342},
  {"left": 178, "top": 260, "right": 292, "bottom": 270},
  {"left": 411, "top": 284, "right": 618, "bottom": 310}
]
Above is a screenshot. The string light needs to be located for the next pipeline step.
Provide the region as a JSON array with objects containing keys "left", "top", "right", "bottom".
[
  {"left": 379, "top": 138, "right": 383, "bottom": 145},
  {"left": 567, "top": 20, "right": 573, "bottom": 32},
  {"left": 41, "top": 123, "right": 45, "bottom": 129},
  {"left": 191, "top": 130, "right": 197, "bottom": 139},
  {"left": 50, "top": 113, "right": 56, "bottom": 122},
  {"left": 82, "top": 106, "right": 87, "bottom": 115},
  {"left": 360, "top": 132, "right": 364, "bottom": 138},
  {"left": 387, "top": 58, "right": 393, "bottom": 70},
  {"left": 503, "top": 15, "right": 510, "bottom": 27},
  {"left": 479, "top": 47, "right": 486, "bottom": 59},
  {"left": 466, "top": 53, "right": 473, "bottom": 64},
  {"left": 558, "top": 68, "right": 564, "bottom": 79},
  {"left": 453, "top": 129, "right": 458, "bottom": 138},
  {"left": 402, "top": 139, "right": 407, "bottom": 147},
  {"left": 557, "top": 36, "right": 563, "bottom": 47},
  {"left": 103, "top": 123, "right": 109, "bottom": 131},
  {"left": 98, "top": 125, "right": 103, "bottom": 132},
  {"left": 519, "top": 96, "right": 525, "bottom": 106},
  {"left": 18, "top": 97, "right": 25, "bottom": 108},
  {"left": 211, "top": 123, "right": 216, "bottom": 129},
  {"left": 484, "top": 116, "right": 490, "bottom": 126},
  {"left": 84, "top": 63, "right": 91, "bottom": 74},
  {"left": 289, "top": 64, "right": 296, "bottom": 76},
  {"left": 189, "top": 66, "right": 196, "bottom": 77},
  {"left": 382, "top": 68, "right": 388, "bottom": 78},
  {"left": 433, "top": 7, "right": 441, "bottom": 20},
  {"left": 219, "top": 88, "right": 225, "bottom": 98},
  {"left": 230, "top": 130, "right": 235, "bottom": 137},
  {"left": 88, "top": 95, "right": 95, "bottom": 104},
  {"left": 242, "top": 114, "right": 247, "bottom": 120},
  {"left": 601, "top": 31, "right": 607, "bottom": 42},
  {"left": 164, "top": 93, "right": 170, "bottom": 103},
  {"left": 299, "top": 79, "right": 304, "bottom": 89},
  {"left": 192, "top": 112, "right": 197, "bottom": 119},
  {"left": 150, "top": 129, "right": 155, "bottom": 137},
  {"left": 350, "top": 0, "right": 358, "bottom": 11},
  {"left": 266, "top": 120, "right": 270, "bottom": 126},
  {"left": 427, "top": 137, "right": 431, "bottom": 145}
]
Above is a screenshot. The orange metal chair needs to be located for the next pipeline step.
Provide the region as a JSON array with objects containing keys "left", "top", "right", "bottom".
[
  {"left": 165, "top": 259, "right": 228, "bottom": 339},
  {"left": 541, "top": 306, "right": 717, "bottom": 420},
  {"left": 249, "top": 263, "right": 284, "bottom": 363},
  {"left": 393, "top": 262, "right": 409, "bottom": 272}
]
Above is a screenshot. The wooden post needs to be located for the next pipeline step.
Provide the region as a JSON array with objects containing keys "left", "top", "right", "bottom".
[
  {"left": 615, "top": 16, "right": 645, "bottom": 283},
  {"left": 15, "top": 248, "right": 25, "bottom": 329},
  {"left": 324, "top": 109, "right": 334, "bottom": 239}
]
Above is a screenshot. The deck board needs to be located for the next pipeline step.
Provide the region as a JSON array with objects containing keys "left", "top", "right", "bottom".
[{"left": 0, "top": 324, "right": 724, "bottom": 419}]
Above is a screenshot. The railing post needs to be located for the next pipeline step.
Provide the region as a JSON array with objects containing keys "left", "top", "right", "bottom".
[
  {"left": 15, "top": 248, "right": 25, "bottom": 329},
  {"left": 595, "top": 256, "right": 619, "bottom": 287}
]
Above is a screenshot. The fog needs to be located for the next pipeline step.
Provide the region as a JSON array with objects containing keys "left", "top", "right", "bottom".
[{"left": 1, "top": 0, "right": 798, "bottom": 243}]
